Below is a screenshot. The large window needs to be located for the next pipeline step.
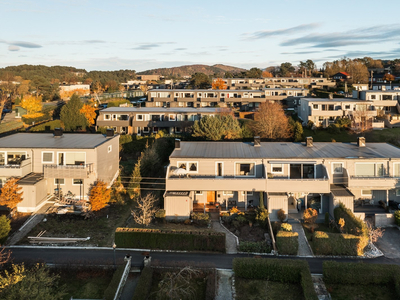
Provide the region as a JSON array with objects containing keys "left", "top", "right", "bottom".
[
  {"left": 332, "top": 162, "right": 344, "bottom": 174},
  {"left": 235, "top": 163, "right": 255, "bottom": 177},
  {"left": 54, "top": 178, "right": 65, "bottom": 185},
  {"left": 394, "top": 163, "right": 400, "bottom": 177},
  {"left": 355, "top": 163, "right": 384, "bottom": 177},
  {"left": 42, "top": 152, "right": 54, "bottom": 163},
  {"left": 177, "top": 162, "right": 198, "bottom": 173}
]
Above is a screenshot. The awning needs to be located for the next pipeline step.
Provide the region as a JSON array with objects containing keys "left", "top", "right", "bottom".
[
  {"left": 268, "top": 161, "right": 317, "bottom": 164},
  {"left": 165, "top": 191, "right": 190, "bottom": 197}
]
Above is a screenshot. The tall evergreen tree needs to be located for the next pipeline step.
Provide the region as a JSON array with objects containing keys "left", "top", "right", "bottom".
[
  {"left": 128, "top": 159, "right": 142, "bottom": 199},
  {"left": 192, "top": 115, "right": 242, "bottom": 140},
  {"left": 60, "top": 94, "right": 87, "bottom": 131}
]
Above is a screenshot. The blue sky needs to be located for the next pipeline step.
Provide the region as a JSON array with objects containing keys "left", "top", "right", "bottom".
[{"left": 1, "top": 0, "right": 400, "bottom": 71}]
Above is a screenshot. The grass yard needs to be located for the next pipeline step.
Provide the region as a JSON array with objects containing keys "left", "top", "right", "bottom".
[
  {"left": 327, "top": 284, "right": 397, "bottom": 300},
  {"left": 235, "top": 277, "right": 304, "bottom": 300},
  {"left": 0, "top": 120, "right": 23, "bottom": 134},
  {"left": 20, "top": 203, "right": 133, "bottom": 246},
  {"left": 55, "top": 267, "right": 113, "bottom": 300},
  {"left": 126, "top": 219, "right": 214, "bottom": 233}
]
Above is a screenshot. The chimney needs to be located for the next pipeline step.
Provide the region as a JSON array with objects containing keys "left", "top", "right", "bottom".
[
  {"left": 54, "top": 128, "right": 63, "bottom": 137},
  {"left": 175, "top": 138, "right": 181, "bottom": 149},
  {"left": 306, "top": 136, "right": 313, "bottom": 147},
  {"left": 357, "top": 137, "right": 366, "bottom": 147},
  {"left": 106, "top": 128, "right": 114, "bottom": 137},
  {"left": 254, "top": 136, "right": 261, "bottom": 147}
]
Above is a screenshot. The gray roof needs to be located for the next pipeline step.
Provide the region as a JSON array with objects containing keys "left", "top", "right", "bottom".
[
  {"left": 149, "top": 88, "right": 307, "bottom": 92},
  {"left": 330, "top": 185, "right": 354, "bottom": 197},
  {"left": 363, "top": 90, "right": 400, "bottom": 93},
  {"left": 171, "top": 141, "right": 400, "bottom": 159},
  {"left": 0, "top": 133, "right": 116, "bottom": 149},
  {"left": 18, "top": 173, "right": 44, "bottom": 185},
  {"left": 100, "top": 107, "right": 221, "bottom": 113},
  {"left": 301, "top": 98, "right": 373, "bottom": 103}
]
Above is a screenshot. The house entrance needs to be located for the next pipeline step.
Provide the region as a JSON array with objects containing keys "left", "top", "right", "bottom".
[{"left": 207, "top": 191, "right": 215, "bottom": 203}]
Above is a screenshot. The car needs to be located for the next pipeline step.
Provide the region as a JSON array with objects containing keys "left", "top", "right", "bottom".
[{"left": 2, "top": 109, "right": 11, "bottom": 113}]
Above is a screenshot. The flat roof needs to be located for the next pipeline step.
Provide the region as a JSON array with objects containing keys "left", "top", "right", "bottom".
[
  {"left": 301, "top": 98, "right": 373, "bottom": 103},
  {"left": 0, "top": 133, "right": 117, "bottom": 149},
  {"left": 170, "top": 141, "right": 400, "bottom": 159},
  {"left": 100, "top": 107, "right": 221, "bottom": 113},
  {"left": 18, "top": 173, "right": 44, "bottom": 185},
  {"left": 149, "top": 88, "right": 307, "bottom": 92}
]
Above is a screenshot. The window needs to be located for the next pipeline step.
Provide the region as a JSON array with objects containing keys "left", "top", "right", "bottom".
[
  {"left": 345, "top": 105, "right": 351, "bottom": 110},
  {"left": 394, "top": 163, "right": 400, "bottom": 177},
  {"left": 104, "top": 114, "right": 111, "bottom": 120},
  {"left": 142, "top": 127, "right": 149, "bottom": 133},
  {"left": 361, "top": 189, "right": 372, "bottom": 196},
  {"left": 42, "top": 152, "right": 54, "bottom": 163},
  {"left": 108, "top": 145, "right": 112, "bottom": 153},
  {"left": 137, "top": 114, "right": 143, "bottom": 120},
  {"left": 169, "top": 114, "right": 176, "bottom": 121},
  {"left": 370, "top": 95, "right": 376, "bottom": 100},
  {"left": 177, "top": 162, "right": 198, "bottom": 173},
  {"left": 241, "top": 191, "right": 253, "bottom": 196},
  {"left": 223, "top": 191, "right": 234, "bottom": 195},
  {"left": 195, "top": 191, "right": 203, "bottom": 195},
  {"left": 396, "top": 189, "right": 400, "bottom": 197},
  {"left": 216, "top": 162, "right": 223, "bottom": 177},
  {"left": 313, "top": 104, "right": 318, "bottom": 110},
  {"left": 175, "top": 127, "right": 182, "bottom": 133},
  {"left": 332, "top": 162, "right": 344, "bottom": 174},
  {"left": 235, "top": 162, "right": 255, "bottom": 177},
  {"left": 54, "top": 178, "right": 65, "bottom": 185},
  {"left": 355, "top": 163, "right": 384, "bottom": 177},
  {"left": 189, "top": 162, "right": 197, "bottom": 172},
  {"left": 73, "top": 179, "right": 83, "bottom": 185},
  {"left": 271, "top": 164, "right": 283, "bottom": 174}
]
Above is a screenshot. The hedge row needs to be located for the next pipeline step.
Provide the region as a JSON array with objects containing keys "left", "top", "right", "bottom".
[
  {"left": 115, "top": 228, "right": 225, "bottom": 252},
  {"left": 131, "top": 266, "right": 153, "bottom": 300},
  {"left": 314, "top": 89, "right": 345, "bottom": 98},
  {"left": 323, "top": 261, "right": 400, "bottom": 297},
  {"left": 334, "top": 203, "right": 368, "bottom": 237},
  {"left": 104, "top": 265, "right": 125, "bottom": 300},
  {"left": 233, "top": 258, "right": 317, "bottom": 300},
  {"left": 276, "top": 230, "right": 298, "bottom": 255},
  {"left": 313, "top": 231, "right": 365, "bottom": 256},
  {"left": 29, "top": 120, "right": 64, "bottom": 132},
  {"left": 22, "top": 113, "right": 51, "bottom": 125}
]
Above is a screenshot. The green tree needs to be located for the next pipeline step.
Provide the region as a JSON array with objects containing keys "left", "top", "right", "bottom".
[
  {"left": 192, "top": 115, "right": 242, "bottom": 140},
  {"left": 279, "top": 62, "right": 295, "bottom": 76},
  {"left": 60, "top": 94, "right": 87, "bottom": 131},
  {"left": 140, "top": 142, "right": 160, "bottom": 178},
  {"left": 128, "top": 159, "right": 142, "bottom": 199},
  {"left": 225, "top": 71, "right": 233, "bottom": 78},
  {"left": 305, "top": 59, "right": 316, "bottom": 76},
  {"left": 246, "top": 67, "right": 262, "bottom": 78},
  {"left": 0, "top": 264, "right": 66, "bottom": 300},
  {"left": 0, "top": 216, "right": 11, "bottom": 243},
  {"left": 188, "top": 73, "right": 211, "bottom": 89}
]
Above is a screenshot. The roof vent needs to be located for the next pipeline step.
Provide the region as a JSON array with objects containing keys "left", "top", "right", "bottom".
[
  {"left": 306, "top": 136, "right": 313, "bottom": 147},
  {"left": 357, "top": 137, "right": 366, "bottom": 147},
  {"left": 54, "top": 128, "right": 63, "bottom": 137},
  {"left": 106, "top": 129, "right": 114, "bottom": 137},
  {"left": 254, "top": 136, "right": 261, "bottom": 147},
  {"left": 175, "top": 138, "right": 181, "bottom": 149}
]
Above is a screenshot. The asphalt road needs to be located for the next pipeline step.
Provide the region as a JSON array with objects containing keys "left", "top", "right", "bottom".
[{"left": 7, "top": 247, "right": 400, "bottom": 274}]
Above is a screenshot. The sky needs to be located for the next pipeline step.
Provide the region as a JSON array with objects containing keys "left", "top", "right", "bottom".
[{"left": 1, "top": 0, "right": 400, "bottom": 72}]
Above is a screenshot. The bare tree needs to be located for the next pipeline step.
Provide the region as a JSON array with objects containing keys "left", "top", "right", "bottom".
[
  {"left": 131, "top": 193, "right": 158, "bottom": 226},
  {"left": 366, "top": 220, "right": 385, "bottom": 243},
  {"left": 252, "top": 102, "right": 291, "bottom": 139},
  {"left": 0, "top": 246, "right": 11, "bottom": 265},
  {"left": 351, "top": 104, "right": 373, "bottom": 132},
  {"left": 155, "top": 266, "right": 201, "bottom": 300}
]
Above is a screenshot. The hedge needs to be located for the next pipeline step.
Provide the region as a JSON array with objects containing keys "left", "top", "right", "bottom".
[
  {"left": 313, "top": 231, "right": 365, "bottom": 256},
  {"left": 115, "top": 228, "right": 225, "bottom": 252},
  {"left": 103, "top": 265, "right": 125, "bottom": 300},
  {"left": 276, "top": 230, "right": 298, "bottom": 255},
  {"left": 29, "top": 120, "right": 64, "bottom": 132},
  {"left": 238, "top": 241, "right": 271, "bottom": 253},
  {"left": 323, "top": 261, "right": 400, "bottom": 297},
  {"left": 233, "top": 258, "right": 318, "bottom": 300},
  {"left": 131, "top": 266, "right": 153, "bottom": 300},
  {"left": 22, "top": 113, "right": 51, "bottom": 125},
  {"left": 395, "top": 210, "right": 400, "bottom": 226}
]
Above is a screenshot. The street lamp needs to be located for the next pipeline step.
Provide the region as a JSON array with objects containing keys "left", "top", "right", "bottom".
[{"left": 112, "top": 243, "right": 116, "bottom": 269}]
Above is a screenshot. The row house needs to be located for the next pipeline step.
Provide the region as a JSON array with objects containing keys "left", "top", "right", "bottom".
[
  {"left": 164, "top": 137, "right": 400, "bottom": 221},
  {"left": 0, "top": 131, "right": 119, "bottom": 212},
  {"left": 146, "top": 88, "right": 308, "bottom": 110},
  {"left": 96, "top": 107, "right": 221, "bottom": 135},
  {"left": 298, "top": 98, "right": 381, "bottom": 128},
  {"left": 353, "top": 90, "right": 400, "bottom": 115}
]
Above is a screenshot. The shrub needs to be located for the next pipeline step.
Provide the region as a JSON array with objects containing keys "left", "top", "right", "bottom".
[
  {"left": 304, "top": 208, "right": 318, "bottom": 225},
  {"left": 131, "top": 266, "right": 153, "bottom": 300},
  {"left": 255, "top": 207, "right": 269, "bottom": 227},
  {"left": 276, "top": 230, "right": 298, "bottom": 255},
  {"left": 238, "top": 241, "right": 271, "bottom": 253},
  {"left": 336, "top": 117, "right": 351, "bottom": 128},
  {"left": 104, "top": 265, "right": 125, "bottom": 300},
  {"left": 0, "top": 215, "right": 11, "bottom": 243},
  {"left": 395, "top": 210, "right": 400, "bottom": 226},
  {"left": 306, "top": 120, "right": 314, "bottom": 129},
  {"left": 155, "top": 209, "right": 166, "bottom": 219},
  {"left": 277, "top": 209, "right": 286, "bottom": 222},
  {"left": 272, "top": 221, "right": 282, "bottom": 236},
  {"left": 236, "top": 215, "right": 247, "bottom": 224},
  {"left": 115, "top": 228, "right": 225, "bottom": 252},
  {"left": 334, "top": 203, "right": 368, "bottom": 239},
  {"left": 313, "top": 231, "right": 366, "bottom": 256},
  {"left": 280, "top": 223, "right": 292, "bottom": 232},
  {"left": 190, "top": 212, "right": 210, "bottom": 226},
  {"left": 327, "top": 123, "right": 340, "bottom": 134},
  {"left": 230, "top": 206, "right": 243, "bottom": 215},
  {"left": 220, "top": 212, "right": 229, "bottom": 218},
  {"left": 22, "top": 112, "right": 51, "bottom": 125}
]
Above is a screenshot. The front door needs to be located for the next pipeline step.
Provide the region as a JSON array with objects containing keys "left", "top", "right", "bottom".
[{"left": 207, "top": 191, "right": 215, "bottom": 203}]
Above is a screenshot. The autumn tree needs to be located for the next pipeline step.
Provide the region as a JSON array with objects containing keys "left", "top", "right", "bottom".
[
  {"left": 20, "top": 95, "right": 42, "bottom": 114},
  {"left": 383, "top": 73, "right": 395, "bottom": 82},
  {"left": 89, "top": 180, "right": 111, "bottom": 212},
  {"left": 79, "top": 104, "right": 96, "bottom": 126},
  {"left": 139, "top": 84, "right": 149, "bottom": 95},
  {"left": 59, "top": 88, "right": 88, "bottom": 100},
  {"left": 192, "top": 115, "right": 242, "bottom": 140},
  {"left": 0, "top": 178, "right": 23, "bottom": 212},
  {"left": 60, "top": 94, "right": 88, "bottom": 131},
  {"left": 128, "top": 159, "right": 142, "bottom": 200},
  {"left": 212, "top": 78, "right": 227, "bottom": 90},
  {"left": 131, "top": 193, "right": 158, "bottom": 226},
  {"left": 262, "top": 71, "right": 273, "bottom": 78},
  {"left": 252, "top": 102, "right": 291, "bottom": 139}
]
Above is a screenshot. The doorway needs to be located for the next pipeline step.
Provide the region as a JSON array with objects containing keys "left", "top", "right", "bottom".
[{"left": 207, "top": 191, "right": 215, "bottom": 204}]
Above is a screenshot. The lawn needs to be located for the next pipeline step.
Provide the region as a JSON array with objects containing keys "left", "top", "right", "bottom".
[
  {"left": 20, "top": 203, "right": 133, "bottom": 246},
  {"left": 126, "top": 218, "right": 214, "bottom": 233},
  {"left": 55, "top": 267, "right": 114, "bottom": 300},
  {"left": 0, "top": 120, "right": 23, "bottom": 134},
  {"left": 235, "top": 277, "right": 304, "bottom": 300},
  {"left": 327, "top": 284, "right": 397, "bottom": 300}
]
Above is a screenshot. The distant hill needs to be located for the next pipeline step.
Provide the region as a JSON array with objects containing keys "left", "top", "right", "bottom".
[{"left": 138, "top": 64, "right": 247, "bottom": 77}]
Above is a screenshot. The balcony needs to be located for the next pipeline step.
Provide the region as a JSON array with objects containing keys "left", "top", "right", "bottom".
[
  {"left": 347, "top": 175, "right": 399, "bottom": 189},
  {"left": 43, "top": 164, "right": 93, "bottom": 179},
  {"left": 0, "top": 158, "right": 32, "bottom": 178},
  {"left": 310, "top": 109, "right": 343, "bottom": 117}
]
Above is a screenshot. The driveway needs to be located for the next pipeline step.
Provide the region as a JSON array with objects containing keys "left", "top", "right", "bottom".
[{"left": 375, "top": 227, "right": 400, "bottom": 259}]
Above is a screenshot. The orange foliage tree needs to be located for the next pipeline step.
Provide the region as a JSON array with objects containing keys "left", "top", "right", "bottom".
[
  {"left": 0, "top": 178, "right": 23, "bottom": 212},
  {"left": 212, "top": 78, "right": 227, "bottom": 90},
  {"left": 262, "top": 71, "right": 273, "bottom": 78},
  {"left": 252, "top": 102, "right": 291, "bottom": 139},
  {"left": 59, "top": 89, "right": 88, "bottom": 100},
  {"left": 89, "top": 180, "right": 111, "bottom": 212},
  {"left": 383, "top": 73, "right": 395, "bottom": 82},
  {"left": 303, "top": 208, "right": 318, "bottom": 225},
  {"left": 80, "top": 104, "right": 97, "bottom": 126},
  {"left": 20, "top": 95, "right": 42, "bottom": 114}
]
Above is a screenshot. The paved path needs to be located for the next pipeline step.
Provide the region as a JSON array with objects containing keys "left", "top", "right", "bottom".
[
  {"left": 212, "top": 221, "right": 238, "bottom": 254},
  {"left": 120, "top": 273, "right": 139, "bottom": 300},
  {"left": 375, "top": 227, "right": 400, "bottom": 259},
  {"left": 291, "top": 223, "right": 313, "bottom": 257},
  {"left": 215, "top": 269, "right": 233, "bottom": 300},
  {"left": 312, "top": 274, "right": 331, "bottom": 300}
]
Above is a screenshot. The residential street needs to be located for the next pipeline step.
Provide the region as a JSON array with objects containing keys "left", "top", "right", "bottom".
[{"left": 7, "top": 247, "right": 400, "bottom": 274}]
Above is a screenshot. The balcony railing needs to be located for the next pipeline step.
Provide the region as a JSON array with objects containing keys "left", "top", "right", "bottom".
[
  {"left": 0, "top": 158, "right": 32, "bottom": 177},
  {"left": 43, "top": 163, "right": 93, "bottom": 179}
]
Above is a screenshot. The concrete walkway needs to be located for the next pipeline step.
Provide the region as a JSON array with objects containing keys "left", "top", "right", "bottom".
[
  {"left": 120, "top": 273, "right": 139, "bottom": 300},
  {"left": 215, "top": 269, "right": 234, "bottom": 300},
  {"left": 311, "top": 274, "right": 331, "bottom": 300},
  {"left": 291, "top": 223, "right": 313, "bottom": 257},
  {"left": 211, "top": 221, "right": 238, "bottom": 254}
]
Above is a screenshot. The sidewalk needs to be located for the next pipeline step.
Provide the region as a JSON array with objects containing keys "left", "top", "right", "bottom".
[
  {"left": 291, "top": 223, "right": 313, "bottom": 257},
  {"left": 211, "top": 221, "right": 238, "bottom": 254}
]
